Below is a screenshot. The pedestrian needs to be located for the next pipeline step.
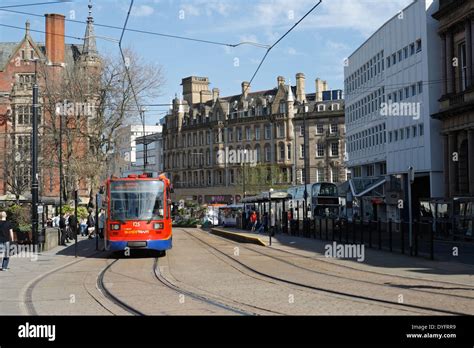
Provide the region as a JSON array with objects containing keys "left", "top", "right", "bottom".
[
  {"left": 250, "top": 211, "right": 257, "bottom": 233},
  {"left": 52, "top": 214, "right": 60, "bottom": 228},
  {"left": 87, "top": 210, "right": 95, "bottom": 239},
  {"left": 258, "top": 213, "right": 268, "bottom": 234},
  {"left": 80, "top": 218, "right": 87, "bottom": 237},
  {"left": 0, "top": 211, "right": 14, "bottom": 271},
  {"left": 68, "top": 214, "right": 78, "bottom": 241},
  {"left": 59, "top": 214, "right": 67, "bottom": 246},
  {"left": 98, "top": 209, "right": 105, "bottom": 239}
]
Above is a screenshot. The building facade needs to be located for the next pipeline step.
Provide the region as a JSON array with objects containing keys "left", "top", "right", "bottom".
[
  {"left": 162, "top": 74, "right": 346, "bottom": 204},
  {"left": 344, "top": 0, "right": 443, "bottom": 221},
  {"left": 432, "top": 0, "right": 474, "bottom": 197},
  {"left": 0, "top": 4, "right": 100, "bottom": 204},
  {"left": 109, "top": 124, "right": 163, "bottom": 178}
]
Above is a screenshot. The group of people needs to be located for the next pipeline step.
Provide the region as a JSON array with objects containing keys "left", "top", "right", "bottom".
[
  {"left": 0, "top": 211, "right": 14, "bottom": 271},
  {"left": 52, "top": 209, "right": 106, "bottom": 246}
]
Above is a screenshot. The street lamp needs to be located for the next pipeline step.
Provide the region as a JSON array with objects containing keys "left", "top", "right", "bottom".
[
  {"left": 269, "top": 187, "right": 274, "bottom": 246},
  {"left": 31, "top": 59, "right": 39, "bottom": 246},
  {"left": 297, "top": 100, "right": 310, "bottom": 234}
]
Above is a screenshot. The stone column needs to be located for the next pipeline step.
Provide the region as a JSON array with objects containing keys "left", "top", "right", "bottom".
[
  {"left": 466, "top": 19, "right": 472, "bottom": 88},
  {"left": 468, "top": 129, "right": 474, "bottom": 196},
  {"left": 446, "top": 32, "right": 454, "bottom": 94},
  {"left": 443, "top": 135, "right": 450, "bottom": 197},
  {"left": 471, "top": 18, "right": 474, "bottom": 84},
  {"left": 441, "top": 33, "right": 447, "bottom": 95},
  {"left": 448, "top": 133, "right": 458, "bottom": 197}
]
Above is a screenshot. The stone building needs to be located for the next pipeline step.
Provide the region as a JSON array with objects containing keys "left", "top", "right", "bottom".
[
  {"left": 162, "top": 74, "right": 346, "bottom": 204},
  {"left": 0, "top": 3, "right": 100, "bottom": 204},
  {"left": 432, "top": 0, "right": 474, "bottom": 197}
]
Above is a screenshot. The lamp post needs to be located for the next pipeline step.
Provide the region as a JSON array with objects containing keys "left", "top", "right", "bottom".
[
  {"left": 31, "top": 60, "right": 40, "bottom": 246},
  {"left": 266, "top": 96, "right": 275, "bottom": 186},
  {"left": 298, "top": 100, "right": 309, "bottom": 234},
  {"left": 269, "top": 187, "right": 274, "bottom": 246}
]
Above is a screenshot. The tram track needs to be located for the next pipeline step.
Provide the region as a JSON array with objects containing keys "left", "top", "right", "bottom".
[{"left": 182, "top": 228, "right": 471, "bottom": 316}]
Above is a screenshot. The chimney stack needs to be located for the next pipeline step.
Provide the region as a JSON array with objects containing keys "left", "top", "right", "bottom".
[
  {"left": 212, "top": 88, "right": 220, "bottom": 102},
  {"left": 315, "top": 78, "right": 328, "bottom": 102},
  {"left": 200, "top": 90, "right": 212, "bottom": 104},
  {"left": 45, "top": 14, "right": 65, "bottom": 65},
  {"left": 296, "top": 73, "right": 306, "bottom": 103},
  {"left": 277, "top": 76, "right": 285, "bottom": 86},
  {"left": 242, "top": 81, "right": 250, "bottom": 99}
]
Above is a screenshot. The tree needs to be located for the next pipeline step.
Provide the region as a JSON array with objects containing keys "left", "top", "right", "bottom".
[
  {"left": 4, "top": 135, "right": 30, "bottom": 204},
  {"left": 241, "top": 164, "right": 290, "bottom": 196},
  {"left": 39, "top": 47, "right": 164, "bottom": 200}
]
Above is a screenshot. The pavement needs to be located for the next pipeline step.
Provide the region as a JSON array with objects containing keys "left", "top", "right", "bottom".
[
  {"left": 0, "top": 236, "right": 103, "bottom": 315},
  {"left": 208, "top": 227, "right": 474, "bottom": 286}
]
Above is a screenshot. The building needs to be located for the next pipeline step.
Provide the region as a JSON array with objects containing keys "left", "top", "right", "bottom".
[
  {"left": 162, "top": 74, "right": 346, "bottom": 205},
  {"left": 432, "top": 0, "right": 474, "bottom": 197},
  {"left": 127, "top": 128, "right": 164, "bottom": 177},
  {"left": 0, "top": 3, "right": 100, "bottom": 204},
  {"left": 344, "top": 0, "right": 442, "bottom": 221},
  {"left": 109, "top": 124, "right": 163, "bottom": 178}
]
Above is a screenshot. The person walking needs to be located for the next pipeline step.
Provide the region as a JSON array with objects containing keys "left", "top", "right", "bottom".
[
  {"left": 79, "top": 218, "right": 87, "bottom": 237},
  {"left": 59, "top": 214, "right": 67, "bottom": 246},
  {"left": 250, "top": 211, "right": 257, "bottom": 233},
  {"left": 68, "top": 214, "right": 78, "bottom": 241},
  {"left": 87, "top": 210, "right": 95, "bottom": 239},
  {"left": 98, "top": 209, "right": 105, "bottom": 239},
  {"left": 0, "top": 211, "right": 14, "bottom": 271}
]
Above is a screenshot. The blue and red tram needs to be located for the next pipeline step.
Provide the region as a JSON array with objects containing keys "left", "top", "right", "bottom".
[{"left": 104, "top": 174, "right": 172, "bottom": 252}]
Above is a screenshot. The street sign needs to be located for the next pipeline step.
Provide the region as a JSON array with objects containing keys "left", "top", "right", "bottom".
[{"left": 37, "top": 205, "right": 44, "bottom": 214}]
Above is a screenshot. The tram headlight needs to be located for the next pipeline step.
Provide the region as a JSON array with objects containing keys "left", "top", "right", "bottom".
[
  {"left": 111, "top": 224, "right": 120, "bottom": 230},
  {"left": 154, "top": 222, "right": 164, "bottom": 230}
]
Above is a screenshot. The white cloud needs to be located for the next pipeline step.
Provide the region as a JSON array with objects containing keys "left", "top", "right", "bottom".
[
  {"left": 326, "top": 40, "right": 350, "bottom": 51},
  {"left": 131, "top": 5, "right": 155, "bottom": 17},
  {"left": 180, "top": 0, "right": 236, "bottom": 17}
]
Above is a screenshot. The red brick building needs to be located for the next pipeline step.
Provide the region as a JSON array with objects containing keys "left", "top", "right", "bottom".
[{"left": 0, "top": 4, "right": 100, "bottom": 205}]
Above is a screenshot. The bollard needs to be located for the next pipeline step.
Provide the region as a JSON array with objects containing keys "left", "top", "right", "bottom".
[
  {"left": 319, "top": 218, "right": 322, "bottom": 239},
  {"left": 377, "top": 219, "right": 381, "bottom": 250},
  {"left": 325, "top": 218, "right": 328, "bottom": 240},
  {"left": 331, "top": 218, "right": 335, "bottom": 241},
  {"left": 430, "top": 223, "right": 434, "bottom": 260},
  {"left": 414, "top": 221, "right": 418, "bottom": 257},
  {"left": 345, "top": 219, "right": 349, "bottom": 244},
  {"left": 388, "top": 219, "right": 392, "bottom": 252}
]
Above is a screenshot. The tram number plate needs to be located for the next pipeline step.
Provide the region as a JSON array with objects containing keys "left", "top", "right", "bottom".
[{"left": 127, "top": 241, "right": 147, "bottom": 248}]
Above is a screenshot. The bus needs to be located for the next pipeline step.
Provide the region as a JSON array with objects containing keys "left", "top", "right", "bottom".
[
  {"left": 287, "top": 182, "right": 339, "bottom": 220},
  {"left": 105, "top": 174, "right": 172, "bottom": 253}
]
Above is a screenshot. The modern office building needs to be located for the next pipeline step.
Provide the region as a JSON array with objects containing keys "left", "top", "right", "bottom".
[{"left": 344, "top": 0, "right": 442, "bottom": 221}]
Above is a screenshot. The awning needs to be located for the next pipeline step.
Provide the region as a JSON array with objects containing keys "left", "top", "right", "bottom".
[
  {"left": 349, "top": 177, "right": 386, "bottom": 198},
  {"left": 241, "top": 191, "right": 292, "bottom": 203}
]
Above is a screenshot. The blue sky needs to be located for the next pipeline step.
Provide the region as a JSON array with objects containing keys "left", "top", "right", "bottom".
[{"left": 0, "top": 0, "right": 413, "bottom": 124}]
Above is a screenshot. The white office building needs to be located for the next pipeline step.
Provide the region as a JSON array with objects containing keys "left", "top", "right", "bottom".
[
  {"left": 110, "top": 124, "right": 163, "bottom": 178},
  {"left": 344, "top": 0, "right": 443, "bottom": 221}
]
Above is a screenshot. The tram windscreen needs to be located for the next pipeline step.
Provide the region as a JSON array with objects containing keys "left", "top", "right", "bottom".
[
  {"left": 110, "top": 181, "right": 164, "bottom": 221},
  {"left": 318, "top": 183, "right": 338, "bottom": 197}
]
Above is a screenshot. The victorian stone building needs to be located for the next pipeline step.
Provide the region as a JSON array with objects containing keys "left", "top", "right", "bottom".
[
  {"left": 432, "top": 0, "right": 474, "bottom": 197},
  {"left": 162, "top": 74, "right": 346, "bottom": 204}
]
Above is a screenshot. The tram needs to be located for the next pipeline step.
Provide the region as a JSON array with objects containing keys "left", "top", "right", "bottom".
[{"left": 104, "top": 174, "right": 173, "bottom": 252}]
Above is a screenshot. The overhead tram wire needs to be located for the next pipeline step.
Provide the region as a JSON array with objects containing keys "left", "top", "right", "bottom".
[
  {"left": 0, "top": 8, "right": 270, "bottom": 49},
  {"left": 0, "top": 1, "right": 72, "bottom": 9},
  {"left": 244, "top": 0, "right": 323, "bottom": 93}
]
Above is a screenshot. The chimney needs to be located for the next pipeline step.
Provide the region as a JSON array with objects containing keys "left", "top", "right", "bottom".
[
  {"left": 315, "top": 78, "right": 328, "bottom": 102},
  {"left": 296, "top": 73, "right": 306, "bottom": 103},
  {"left": 45, "top": 14, "right": 65, "bottom": 65},
  {"left": 277, "top": 76, "right": 285, "bottom": 86},
  {"left": 212, "top": 88, "right": 220, "bottom": 102},
  {"left": 200, "top": 90, "right": 212, "bottom": 104},
  {"left": 242, "top": 81, "right": 250, "bottom": 99}
]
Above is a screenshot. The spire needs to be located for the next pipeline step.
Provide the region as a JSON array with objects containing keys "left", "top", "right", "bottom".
[
  {"left": 25, "top": 20, "right": 30, "bottom": 36},
  {"left": 82, "top": 0, "right": 97, "bottom": 56},
  {"left": 287, "top": 79, "right": 294, "bottom": 102}
]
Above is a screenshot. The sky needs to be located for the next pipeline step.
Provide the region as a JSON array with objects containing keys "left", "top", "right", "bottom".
[{"left": 0, "top": 0, "right": 414, "bottom": 124}]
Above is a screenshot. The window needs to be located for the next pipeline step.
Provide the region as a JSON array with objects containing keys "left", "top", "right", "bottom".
[
  {"left": 265, "top": 145, "right": 271, "bottom": 162},
  {"left": 287, "top": 144, "right": 291, "bottom": 160},
  {"left": 246, "top": 127, "right": 251, "bottom": 141},
  {"left": 331, "top": 169, "right": 339, "bottom": 183},
  {"left": 17, "top": 105, "right": 33, "bottom": 125},
  {"left": 416, "top": 39, "right": 422, "bottom": 52},
  {"left": 392, "top": 54, "right": 396, "bottom": 65},
  {"left": 279, "top": 102, "right": 287, "bottom": 114},
  {"left": 264, "top": 124, "right": 271, "bottom": 139},
  {"left": 316, "top": 124, "right": 324, "bottom": 134},
  {"left": 299, "top": 125, "right": 304, "bottom": 137},
  {"left": 230, "top": 169, "right": 235, "bottom": 184},
  {"left": 418, "top": 81, "right": 423, "bottom": 94},
  {"left": 405, "top": 87, "right": 409, "bottom": 99},
  {"left": 237, "top": 127, "right": 242, "bottom": 141},
  {"left": 299, "top": 144, "right": 305, "bottom": 158},
  {"left": 279, "top": 143, "right": 285, "bottom": 161},
  {"left": 366, "top": 164, "right": 374, "bottom": 177},
  {"left": 412, "top": 125, "right": 417, "bottom": 137},
  {"left": 398, "top": 50, "right": 402, "bottom": 62},
  {"left": 317, "top": 168, "right": 325, "bottom": 182},
  {"left": 404, "top": 46, "right": 408, "bottom": 59},
  {"left": 419, "top": 124, "right": 424, "bottom": 136},
  {"left": 387, "top": 57, "right": 391, "bottom": 68},
  {"left": 277, "top": 124, "right": 285, "bottom": 138},
  {"left": 330, "top": 124, "right": 338, "bottom": 134},
  {"left": 331, "top": 142, "right": 339, "bottom": 157},
  {"left": 255, "top": 126, "right": 261, "bottom": 140},
  {"left": 317, "top": 143, "right": 324, "bottom": 157},
  {"left": 400, "top": 128, "right": 404, "bottom": 140},
  {"left": 411, "top": 84, "right": 416, "bottom": 97},
  {"left": 394, "top": 130, "right": 398, "bottom": 141},
  {"left": 410, "top": 43, "right": 415, "bottom": 55}
]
